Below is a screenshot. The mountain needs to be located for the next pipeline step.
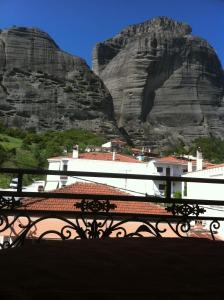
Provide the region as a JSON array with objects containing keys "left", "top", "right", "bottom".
[
  {"left": 1, "top": 19, "right": 224, "bottom": 149},
  {"left": 0, "top": 26, "right": 118, "bottom": 138},
  {"left": 93, "top": 17, "right": 224, "bottom": 148}
]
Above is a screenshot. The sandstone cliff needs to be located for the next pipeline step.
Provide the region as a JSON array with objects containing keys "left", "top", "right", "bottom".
[
  {"left": 0, "top": 27, "right": 117, "bottom": 137},
  {"left": 93, "top": 17, "right": 224, "bottom": 148}
]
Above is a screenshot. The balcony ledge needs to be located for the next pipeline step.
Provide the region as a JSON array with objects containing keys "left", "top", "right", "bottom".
[{"left": 0, "top": 237, "right": 223, "bottom": 298}]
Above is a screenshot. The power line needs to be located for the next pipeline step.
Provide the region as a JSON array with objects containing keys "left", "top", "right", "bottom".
[{"left": 71, "top": 175, "right": 147, "bottom": 196}]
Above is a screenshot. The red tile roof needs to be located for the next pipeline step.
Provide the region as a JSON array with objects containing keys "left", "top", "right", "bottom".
[
  {"left": 52, "top": 182, "right": 128, "bottom": 195},
  {"left": 20, "top": 182, "right": 168, "bottom": 215},
  {"left": 185, "top": 161, "right": 219, "bottom": 173},
  {"left": 205, "top": 163, "right": 224, "bottom": 170},
  {"left": 111, "top": 139, "right": 127, "bottom": 145},
  {"left": 49, "top": 152, "right": 142, "bottom": 163},
  {"left": 78, "top": 152, "right": 141, "bottom": 163},
  {"left": 189, "top": 229, "right": 221, "bottom": 240},
  {"left": 155, "top": 156, "right": 195, "bottom": 165}
]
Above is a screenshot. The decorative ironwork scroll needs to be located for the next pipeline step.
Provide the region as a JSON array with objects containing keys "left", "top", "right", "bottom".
[
  {"left": 166, "top": 203, "right": 206, "bottom": 217},
  {"left": 0, "top": 209, "right": 221, "bottom": 250},
  {"left": 75, "top": 199, "right": 116, "bottom": 213},
  {"left": 0, "top": 166, "right": 224, "bottom": 249},
  {"left": 0, "top": 195, "right": 21, "bottom": 210}
]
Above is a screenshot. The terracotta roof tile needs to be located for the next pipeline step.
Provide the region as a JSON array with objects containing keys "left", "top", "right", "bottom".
[
  {"left": 48, "top": 152, "right": 142, "bottom": 163},
  {"left": 20, "top": 182, "right": 168, "bottom": 215},
  {"left": 79, "top": 152, "right": 141, "bottom": 163},
  {"left": 189, "top": 229, "right": 221, "bottom": 240},
  {"left": 205, "top": 163, "right": 224, "bottom": 170},
  {"left": 155, "top": 156, "right": 192, "bottom": 165}
]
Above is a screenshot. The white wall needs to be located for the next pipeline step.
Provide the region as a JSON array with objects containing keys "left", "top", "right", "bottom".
[
  {"left": 46, "top": 158, "right": 186, "bottom": 197},
  {"left": 182, "top": 166, "right": 224, "bottom": 239},
  {"left": 151, "top": 162, "right": 184, "bottom": 196},
  {"left": 46, "top": 158, "right": 157, "bottom": 195},
  {"left": 45, "top": 160, "right": 60, "bottom": 191},
  {"left": 182, "top": 167, "right": 224, "bottom": 201}
]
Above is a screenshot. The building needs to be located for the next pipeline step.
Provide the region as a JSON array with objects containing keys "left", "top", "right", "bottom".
[
  {"left": 182, "top": 162, "right": 224, "bottom": 239},
  {"left": 45, "top": 147, "right": 150, "bottom": 195},
  {"left": 182, "top": 162, "right": 224, "bottom": 200},
  {"left": 45, "top": 145, "right": 200, "bottom": 198},
  {"left": 101, "top": 139, "right": 127, "bottom": 152},
  {"left": 152, "top": 156, "right": 194, "bottom": 196}
]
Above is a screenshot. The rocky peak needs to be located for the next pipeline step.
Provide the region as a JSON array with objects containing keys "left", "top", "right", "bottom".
[
  {"left": 93, "top": 17, "right": 193, "bottom": 75},
  {"left": 0, "top": 26, "right": 119, "bottom": 138},
  {"left": 2, "top": 26, "right": 59, "bottom": 48},
  {"left": 0, "top": 26, "right": 86, "bottom": 78},
  {"left": 119, "top": 16, "right": 192, "bottom": 37},
  {"left": 93, "top": 17, "right": 224, "bottom": 148}
]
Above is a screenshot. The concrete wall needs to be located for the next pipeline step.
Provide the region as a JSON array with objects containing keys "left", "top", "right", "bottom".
[
  {"left": 182, "top": 166, "right": 224, "bottom": 239},
  {"left": 46, "top": 158, "right": 186, "bottom": 196}
]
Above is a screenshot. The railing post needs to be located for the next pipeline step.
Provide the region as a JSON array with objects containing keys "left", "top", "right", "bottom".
[
  {"left": 17, "top": 172, "right": 23, "bottom": 194},
  {"left": 166, "top": 178, "right": 171, "bottom": 201}
]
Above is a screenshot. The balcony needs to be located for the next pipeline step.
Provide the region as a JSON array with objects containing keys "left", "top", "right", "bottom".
[
  {"left": 1, "top": 167, "right": 224, "bottom": 298},
  {"left": 1, "top": 167, "right": 224, "bottom": 246}
]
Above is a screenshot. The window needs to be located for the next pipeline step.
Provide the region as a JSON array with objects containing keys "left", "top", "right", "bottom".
[
  {"left": 159, "top": 184, "right": 166, "bottom": 191},
  {"left": 157, "top": 167, "right": 163, "bottom": 173},
  {"left": 38, "top": 185, "right": 44, "bottom": 192},
  {"left": 184, "top": 182, "right": 187, "bottom": 196},
  {"left": 63, "top": 164, "right": 68, "bottom": 171},
  {"left": 166, "top": 167, "right": 170, "bottom": 176}
]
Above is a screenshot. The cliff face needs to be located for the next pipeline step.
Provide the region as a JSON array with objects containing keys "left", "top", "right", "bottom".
[
  {"left": 0, "top": 27, "right": 117, "bottom": 136},
  {"left": 1, "top": 20, "right": 224, "bottom": 148},
  {"left": 93, "top": 17, "right": 224, "bottom": 147}
]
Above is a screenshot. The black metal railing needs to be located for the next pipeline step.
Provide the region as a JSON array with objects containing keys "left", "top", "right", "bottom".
[{"left": 1, "top": 167, "right": 224, "bottom": 249}]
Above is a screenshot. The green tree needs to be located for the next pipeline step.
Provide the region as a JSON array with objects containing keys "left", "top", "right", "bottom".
[
  {"left": 0, "top": 144, "right": 7, "bottom": 165},
  {"left": 190, "top": 137, "right": 224, "bottom": 163},
  {"left": 173, "top": 191, "right": 182, "bottom": 199}
]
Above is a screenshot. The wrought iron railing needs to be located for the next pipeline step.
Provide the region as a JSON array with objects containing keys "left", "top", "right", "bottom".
[{"left": 1, "top": 167, "right": 224, "bottom": 249}]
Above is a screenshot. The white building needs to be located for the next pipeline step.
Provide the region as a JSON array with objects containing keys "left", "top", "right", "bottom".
[
  {"left": 151, "top": 156, "right": 195, "bottom": 196},
  {"left": 45, "top": 147, "right": 150, "bottom": 195},
  {"left": 182, "top": 158, "right": 224, "bottom": 239},
  {"left": 45, "top": 145, "right": 194, "bottom": 197},
  {"left": 182, "top": 164, "right": 224, "bottom": 201}
]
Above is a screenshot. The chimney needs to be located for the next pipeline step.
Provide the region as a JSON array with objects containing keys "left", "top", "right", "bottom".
[
  {"left": 72, "top": 145, "right": 79, "bottom": 159},
  {"left": 112, "top": 150, "right": 116, "bottom": 161},
  {"left": 63, "top": 148, "right": 67, "bottom": 155},
  {"left": 196, "top": 147, "right": 203, "bottom": 171},
  {"left": 187, "top": 160, "right": 193, "bottom": 173}
]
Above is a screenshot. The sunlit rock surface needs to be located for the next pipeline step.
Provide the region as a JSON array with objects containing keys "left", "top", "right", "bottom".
[
  {"left": 0, "top": 27, "right": 117, "bottom": 137},
  {"left": 93, "top": 17, "right": 224, "bottom": 147}
]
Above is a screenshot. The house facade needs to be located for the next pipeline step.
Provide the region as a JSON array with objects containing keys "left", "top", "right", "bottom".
[
  {"left": 182, "top": 163, "right": 224, "bottom": 239},
  {"left": 45, "top": 145, "right": 196, "bottom": 197}
]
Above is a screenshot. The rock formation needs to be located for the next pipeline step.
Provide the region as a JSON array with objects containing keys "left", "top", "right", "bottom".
[
  {"left": 0, "top": 27, "right": 117, "bottom": 137},
  {"left": 93, "top": 17, "right": 224, "bottom": 148},
  {"left": 1, "top": 20, "right": 224, "bottom": 149}
]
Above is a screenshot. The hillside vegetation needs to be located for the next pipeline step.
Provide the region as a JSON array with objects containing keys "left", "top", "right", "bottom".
[
  {"left": 1, "top": 121, "right": 224, "bottom": 188},
  {"left": 164, "top": 137, "right": 224, "bottom": 164},
  {"left": 0, "top": 123, "right": 105, "bottom": 187}
]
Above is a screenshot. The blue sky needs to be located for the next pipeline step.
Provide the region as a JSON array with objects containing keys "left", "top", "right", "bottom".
[{"left": 1, "top": 0, "right": 224, "bottom": 67}]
